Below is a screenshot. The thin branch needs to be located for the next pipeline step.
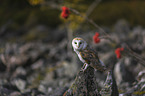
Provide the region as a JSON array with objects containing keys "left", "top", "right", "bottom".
[
  {"left": 69, "top": 8, "right": 116, "bottom": 44},
  {"left": 85, "top": 0, "right": 101, "bottom": 17},
  {"left": 122, "top": 45, "right": 145, "bottom": 67}
]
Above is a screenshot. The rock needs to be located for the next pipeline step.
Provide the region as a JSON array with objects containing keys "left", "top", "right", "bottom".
[
  {"left": 121, "top": 70, "right": 145, "bottom": 95},
  {"left": 11, "top": 67, "right": 27, "bottom": 79},
  {"left": 11, "top": 79, "right": 26, "bottom": 91},
  {"left": 9, "top": 91, "right": 21, "bottom": 96},
  {"left": 101, "top": 70, "right": 119, "bottom": 96},
  {"left": 31, "top": 59, "right": 44, "bottom": 70},
  {"left": 50, "top": 87, "right": 68, "bottom": 96},
  {"left": 114, "top": 58, "right": 135, "bottom": 86},
  {"left": 21, "top": 88, "right": 45, "bottom": 96},
  {"left": 100, "top": 51, "right": 117, "bottom": 69},
  {"left": 38, "top": 84, "right": 48, "bottom": 94},
  {"left": 21, "top": 25, "right": 50, "bottom": 42},
  {"left": 55, "top": 61, "right": 79, "bottom": 78},
  {"left": 0, "top": 87, "right": 13, "bottom": 96},
  {"left": 136, "top": 71, "right": 145, "bottom": 91},
  {"left": 0, "top": 58, "right": 6, "bottom": 72},
  {"left": 113, "top": 19, "right": 130, "bottom": 43},
  {"left": 137, "top": 70, "right": 145, "bottom": 82},
  {"left": 0, "top": 83, "right": 19, "bottom": 96},
  {"left": 0, "top": 54, "right": 29, "bottom": 66},
  {"left": 44, "top": 70, "right": 55, "bottom": 83},
  {"left": 63, "top": 66, "right": 101, "bottom": 96}
]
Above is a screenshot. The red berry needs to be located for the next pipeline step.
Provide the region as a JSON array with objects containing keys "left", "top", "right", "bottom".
[
  {"left": 93, "top": 32, "right": 100, "bottom": 43},
  {"left": 115, "top": 48, "right": 124, "bottom": 59},
  {"left": 61, "top": 6, "right": 70, "bottom": 19}
]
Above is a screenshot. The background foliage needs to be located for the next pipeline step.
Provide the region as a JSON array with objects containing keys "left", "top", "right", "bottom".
[{"left": 0, "top": 0, "right": 145, "bottom": 29}]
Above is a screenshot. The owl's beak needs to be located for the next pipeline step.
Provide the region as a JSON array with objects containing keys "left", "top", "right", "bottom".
[{"left": 76, "top": 44, "right": 80, "bottom": 48}]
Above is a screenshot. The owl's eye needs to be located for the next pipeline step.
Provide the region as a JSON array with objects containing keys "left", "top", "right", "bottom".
[
  {"left": 80, "top": 42, "right": 82, "bottom": 44},
  {"left": 74, "top": 42, "right": 77, "bottom": 44}
]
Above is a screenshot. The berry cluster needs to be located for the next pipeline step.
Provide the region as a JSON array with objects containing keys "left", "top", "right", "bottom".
[
  {"left": 93, "top": 32, "right": 100, "bottom": 43},
  {"left": 61, "top": 6, "right": 70, "bottom": 19},
  {"left": 115, "top": 48, "right": 124, "bottom": 59}
]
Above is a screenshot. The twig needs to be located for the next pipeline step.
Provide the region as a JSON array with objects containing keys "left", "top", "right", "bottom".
[
  {"left": 74, "top": 0, "right": 101, "bottom": 33},
  {"left": 121, "top": 44, "right": 145, "bottom": 67},
  {"left": 85, "top": 0, "right": 101, "bottom": 17},
  {"left": 69, "top": 8, "right": 116, "bottom": 44}
]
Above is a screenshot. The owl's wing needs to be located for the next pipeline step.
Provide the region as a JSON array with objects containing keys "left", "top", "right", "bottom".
[
  {"left": 80, "top": 47, "right": 106, "bottom": 71},
  {"left": 80, "top": 48, "right": 100, "bottom": 64}
]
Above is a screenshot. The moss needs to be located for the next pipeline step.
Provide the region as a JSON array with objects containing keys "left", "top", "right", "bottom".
[
  {"left": 29, "top": 73, "right": 44, "bottom": 88},
  {"left": 71, "top": 83, "right": 77, "bottom": 94},
  {"left": 133, "top": 91, "right": 145, "bottom": 95}
]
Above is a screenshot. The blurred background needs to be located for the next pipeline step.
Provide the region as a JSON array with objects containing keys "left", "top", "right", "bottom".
[{"left": 0, "top": 0, "right": 145, "bottom": 95}]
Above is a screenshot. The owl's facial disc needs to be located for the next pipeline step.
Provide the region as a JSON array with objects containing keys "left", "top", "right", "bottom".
[
  {"left": 72, "top": 38, "right": 87, "bottom": 51},
  {"left": 74, "top": 40, "right": 83, "bottom": 49}
]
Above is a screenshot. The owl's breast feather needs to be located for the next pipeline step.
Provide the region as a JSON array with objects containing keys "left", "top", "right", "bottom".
[{"left": 77, "top": 52, "right": 86, "bottom": 64}]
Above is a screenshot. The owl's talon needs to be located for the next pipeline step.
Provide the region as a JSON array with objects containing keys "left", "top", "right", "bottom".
[
  {"left": 81, "top": 63, "right": 89, "bottom": 72},
  {"left": 81, "top": 68, "right": 85, "bottom": 72}
]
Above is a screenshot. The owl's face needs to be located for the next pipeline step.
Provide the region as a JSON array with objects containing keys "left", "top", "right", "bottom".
[{"left": 72, "top": 37, "right": 87, "bottom": 51}]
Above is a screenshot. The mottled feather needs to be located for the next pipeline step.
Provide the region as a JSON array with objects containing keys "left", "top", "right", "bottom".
[
  {"left": 72, "top": 37, "right": 107, "bottom": 72},
  {"left": 79, "top": 46, "right": 106, "bottom": 72}
]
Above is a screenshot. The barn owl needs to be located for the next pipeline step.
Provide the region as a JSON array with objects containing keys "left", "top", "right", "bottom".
[{"left": 72, "top": 37, "right": 106, "bottom": 72}]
